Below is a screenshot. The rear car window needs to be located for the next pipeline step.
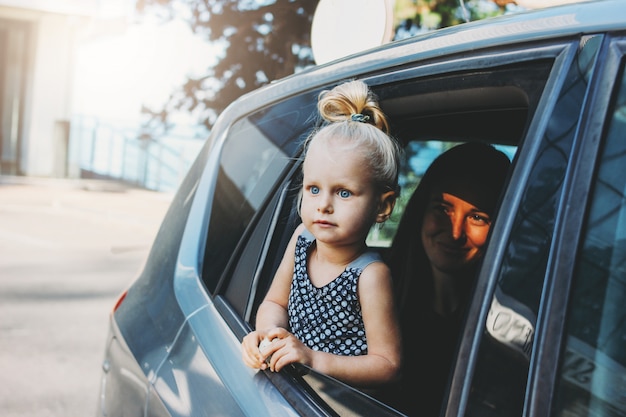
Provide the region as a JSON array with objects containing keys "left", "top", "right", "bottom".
[
  {"left": 202, "top": 94, "right": 318, "bottom": 293},
  {"left": 212, "top": 53, "right": 556, "bottom": 416}
]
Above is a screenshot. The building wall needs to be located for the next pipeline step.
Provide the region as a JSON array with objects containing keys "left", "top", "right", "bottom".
[
  {"left": 0, "top": 1, "right": 207, "bottom": 190},
  {"left": 27, "top": 13, "right": 81, "bottom": 176},
  {"left": 0, "top": 1, "right": 129, "bottom": 178}
]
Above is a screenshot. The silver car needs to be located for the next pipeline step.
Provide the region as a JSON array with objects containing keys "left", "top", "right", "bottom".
[{"left": 97, "top": 1, "right": 626, "bottom": 415}]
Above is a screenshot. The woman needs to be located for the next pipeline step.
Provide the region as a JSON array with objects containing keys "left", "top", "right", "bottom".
[{"left": 385, "top": 142, "right": 511, "bottom": 416}]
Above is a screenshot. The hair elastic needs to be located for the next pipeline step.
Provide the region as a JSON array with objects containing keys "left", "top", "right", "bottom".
[{"left": 351, "top": 113, "right": 370, "bottom": 123}]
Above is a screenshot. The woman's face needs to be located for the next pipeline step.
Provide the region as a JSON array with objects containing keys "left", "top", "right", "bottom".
[{"left": 421, "top": 182, "right": 493, "bottom": 277}]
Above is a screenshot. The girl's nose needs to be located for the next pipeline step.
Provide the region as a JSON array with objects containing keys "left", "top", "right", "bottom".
[{"left": 317, "top": 193, "right": 333, "bottom": 213}]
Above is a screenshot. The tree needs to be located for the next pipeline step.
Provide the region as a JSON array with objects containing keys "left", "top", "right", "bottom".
[
  {"left": 137, "top": 0, "right": 506, "bottom": 136},
  {"left": 136, "top": 0, "right": 318, "bottom": 133},
  {"left": 393, "top": 0, "right": 505, "bottom": 32}
]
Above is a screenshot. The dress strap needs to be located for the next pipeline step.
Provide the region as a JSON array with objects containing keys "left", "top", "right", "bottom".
[
  {"left": 300, "top": 228, "right": 315, "bottom": 242},
  {"left": 349, "top": 250, "right": 382, "bottom": 271},
  {"left": 299, "top": 227, "right": 381, "bottom": 271}
]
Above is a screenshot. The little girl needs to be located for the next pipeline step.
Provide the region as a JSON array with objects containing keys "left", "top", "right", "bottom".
[{"left": 241, "top": 79, "right": 402, "bottom": 388}]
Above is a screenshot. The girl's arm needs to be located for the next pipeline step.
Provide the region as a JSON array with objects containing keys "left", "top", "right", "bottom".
[
  {"left": 255, "top": 223, "right": 304, "bottom": 330},
  {"left": 241, "top": 224, "right": 303, "bottom": 369}
]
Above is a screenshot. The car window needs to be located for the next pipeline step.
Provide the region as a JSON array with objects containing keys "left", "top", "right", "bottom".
[
  {"left": 215, "top": 48, "right": 560, "bottom": 415},
  {"left": 370, "top": 141, "right": 516, "bottom": 247},
  {"left": 202, "top": 94, "right": 318, "bottom": 294},
  {"left": 553, "top": 58, "right": 626, "bottom": 416},
  {"left": 365, "top": 58, "right": 552, "bottom": 246},
  {"left": 224, "top": 59, "right": 557, "bottom": 416},
  {"left": 466, "top": 35, "right": 603, "bottom": 416}
]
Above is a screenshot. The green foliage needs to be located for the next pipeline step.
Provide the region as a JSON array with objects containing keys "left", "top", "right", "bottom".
[
  {"left": 393, "top": 0, "right": 504, "bottom": 31},
  {"left": 137, "top": 0, "right": 504, "bottom": 136},
  {"left": 137, "top": 0, "right": 318, "bottom": 133}
]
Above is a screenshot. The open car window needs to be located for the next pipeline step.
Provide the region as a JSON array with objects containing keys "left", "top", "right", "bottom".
[
  {"left": 367, "top": 140, "right": 516, "bottom": 248},
  {"left": 215, "top": 51, "right": 557, "bottom": 416}
]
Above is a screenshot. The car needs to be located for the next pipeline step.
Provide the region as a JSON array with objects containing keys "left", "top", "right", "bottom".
[{"left": 96, "top": 1, "right": 626, "bottom": 416}]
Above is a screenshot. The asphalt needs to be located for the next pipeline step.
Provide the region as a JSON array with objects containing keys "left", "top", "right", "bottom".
[{"left": 0, "top": 175, "right": 174, "bottom": 417}]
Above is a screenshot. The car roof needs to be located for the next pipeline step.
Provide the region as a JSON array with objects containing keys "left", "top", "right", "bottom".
[
  {"left": 309, "top": 0, "right": 626, "bottom": 75},
  {"left": 210, "top": 0, "right": 626, "bottom": 143}
]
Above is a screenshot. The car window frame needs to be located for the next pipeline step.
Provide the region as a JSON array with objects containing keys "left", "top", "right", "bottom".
[
  {"left": 446, "top": 36, "right": 582, "bottom": 416},
  {"left": 447, "top": 33, "right": 626, "bottom": 417},
  {"left": 221, "top": 51, "right": 562, "bottom": 416},
  {"left": 530, "top": 35, "right": 626, "bottom": 416},
  {"left": 209, "top": 36, "right": 591, "bottom": 417}
]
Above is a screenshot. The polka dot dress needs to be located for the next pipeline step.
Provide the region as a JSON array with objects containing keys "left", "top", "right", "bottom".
[{"left": 287, "top": 229, "right": 382, "bottom": 356}]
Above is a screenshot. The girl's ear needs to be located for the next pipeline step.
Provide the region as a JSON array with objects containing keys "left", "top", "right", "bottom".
[{"left": 376, "top": 190, "right": 397, "bottom": 223}]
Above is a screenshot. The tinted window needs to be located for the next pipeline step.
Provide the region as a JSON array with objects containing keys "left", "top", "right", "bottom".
[
  {"left": 554, "top": 58, "right": 626, "bottom": 417},
  {"left": 467, "top": 36, "right": 603, "bottom": 416},
  {"left": 202, "top": 95, "right": 318, "bottom": 293}
]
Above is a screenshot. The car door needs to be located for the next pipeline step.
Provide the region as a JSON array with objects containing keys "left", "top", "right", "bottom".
[
  {"left": 198, "top": 40, "right": 565, "bottom": 417},
  {"left": 448, "top": 33, "right": 626, "bottom": 417},
  {"left": 551, "top": 38, "right": 626, "bottom": 417}
]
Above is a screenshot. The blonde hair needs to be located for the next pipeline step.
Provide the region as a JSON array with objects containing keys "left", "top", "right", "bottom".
[
  {"left": 318, "top": 80, "right": 390, "bottom": 133},
  {"left": 302, "top": 80, "right": 401, "bottom": 193}
]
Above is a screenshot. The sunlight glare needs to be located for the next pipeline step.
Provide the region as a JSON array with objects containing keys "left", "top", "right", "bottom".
[{"left": 73, "top": 17, "right": 220, "bottom": 123}]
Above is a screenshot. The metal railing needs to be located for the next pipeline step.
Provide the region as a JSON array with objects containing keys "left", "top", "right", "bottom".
[{"left": 69, "top": 115, "right": 204, "bottom": 192}]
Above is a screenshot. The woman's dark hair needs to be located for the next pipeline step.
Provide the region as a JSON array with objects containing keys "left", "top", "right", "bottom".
[{"left": 386, "top": 142, "right": 512, "bottom": 312}]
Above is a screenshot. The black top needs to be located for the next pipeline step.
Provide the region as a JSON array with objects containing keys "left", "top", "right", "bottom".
[{"left": 377, "top": 303, "right": 464, "bottom": 417}]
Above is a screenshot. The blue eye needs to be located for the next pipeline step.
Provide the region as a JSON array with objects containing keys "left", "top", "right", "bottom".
[
  {"left": 339, "top": 189, "right": 351, "bottom": 198},
  {"left": 310, "top": 186, "right": 320, "bottom": 195}
]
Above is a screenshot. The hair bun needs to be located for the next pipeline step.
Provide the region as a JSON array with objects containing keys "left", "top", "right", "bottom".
[{"left": 318, "top": 80, "right": 389, "bottom": 133}]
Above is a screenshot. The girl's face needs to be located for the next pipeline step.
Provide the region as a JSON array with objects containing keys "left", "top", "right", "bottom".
[
  {"left": 300, "top": 136, "right": 386, "bottom": 247},
  {"left": 421, "top": 184, "right": 493, "bottom": 277}
]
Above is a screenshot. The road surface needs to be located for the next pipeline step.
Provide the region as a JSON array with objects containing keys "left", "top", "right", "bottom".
[{"left": 0, "top": 177, "right": 172, "bottom": 417}]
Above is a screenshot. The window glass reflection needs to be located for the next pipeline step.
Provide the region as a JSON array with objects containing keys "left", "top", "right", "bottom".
[
  {"left": 203, "top": 98, "right": 317, "bottom": 293},
  {"left": 554, "top": 59, "right": 626, "bottom": 417},
  {"left": 467, "top": 36, "right": 602, "bottom": 417}
]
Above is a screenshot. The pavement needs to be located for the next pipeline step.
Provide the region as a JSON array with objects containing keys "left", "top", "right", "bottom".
[{"left": 0, "top": 175, "right": 174, "bottom": 417}]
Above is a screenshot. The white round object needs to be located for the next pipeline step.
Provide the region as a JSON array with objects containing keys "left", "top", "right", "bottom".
[
  {"left": 259, "top": 337, "right": 277, "bottom": 365},
  {"left": 259, "top": 338, "right": 272, "bottom": 351},
  {"left": 311, "top": 0, "right": 395, "bottom": 65}
]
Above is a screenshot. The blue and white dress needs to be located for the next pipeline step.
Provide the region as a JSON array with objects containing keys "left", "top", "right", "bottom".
[{"left": 287, "top": 229, "right": 382, "bottom": 356}]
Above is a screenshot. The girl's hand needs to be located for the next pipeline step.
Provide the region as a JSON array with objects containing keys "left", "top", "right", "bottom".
[
  {"left": 242, "top": 327, "right": 314, "bottom": 373},
  {"left": 242, "top": 327, "right": 294, "bottom": 370},
  {"left": 241, "top": 330, "right": 270, "bottom": 370},
  {"left": 263, "top": 329, "right": 314, "bottom": 372}
]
